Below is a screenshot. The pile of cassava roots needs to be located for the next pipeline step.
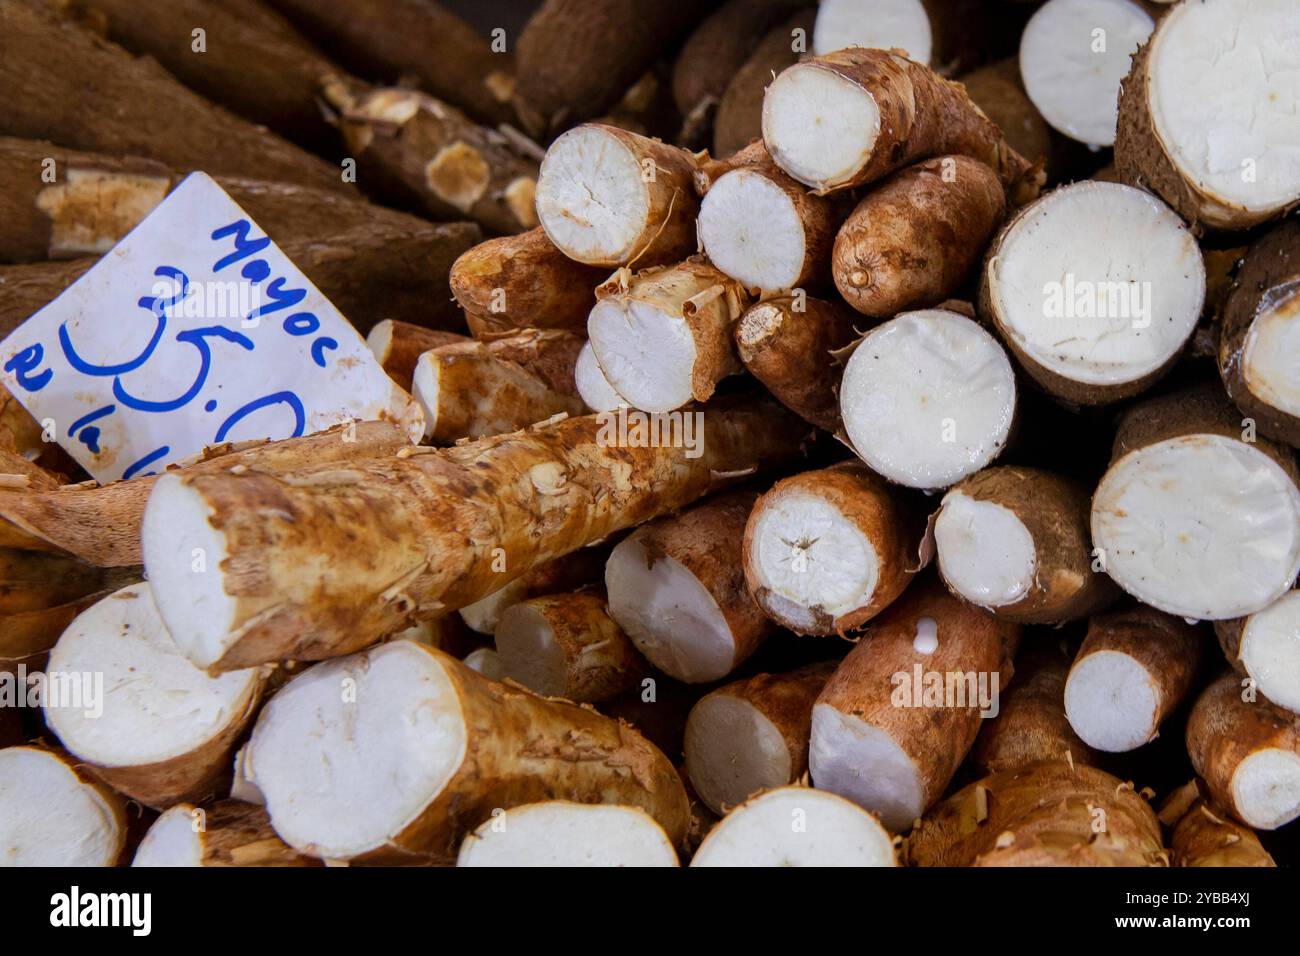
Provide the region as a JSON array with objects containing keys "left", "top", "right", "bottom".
[{"left": 2, "top": 0, "right": 1300, "bottom": 868}]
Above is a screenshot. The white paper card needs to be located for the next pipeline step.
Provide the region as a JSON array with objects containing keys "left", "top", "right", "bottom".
[{"left": 0, "top": 173, "right": 421, "bottom": 482}]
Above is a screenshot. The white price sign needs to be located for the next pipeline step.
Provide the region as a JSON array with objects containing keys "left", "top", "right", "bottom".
[{"left": 0, "top": 173, "right": 421, "bottom": 482}]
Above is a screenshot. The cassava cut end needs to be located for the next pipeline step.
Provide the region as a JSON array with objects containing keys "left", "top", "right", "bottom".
[
  {"left": 809, "top": 578, "right": 1020, "bottom": 830},
  {"left": 458, "top": 548, "right": 609, "bottom": 636},
  {"left": 839, "top": 308, "right": 1017, "bottom": 490},
  {"left": 971, "top": 640, "right": 1096, "bottom": 774},
  {"left": 142, "top": 399, "right": 806, "bottom": 672},
  {"left": 574, "top": 342, "right": 626, "bottom": 413},
  {"left": 1115, "top": 0, "right": 1300, "bottom": 230},
  {"left": 907, "top": 759, "right": 1166, "bottom": 866},
  {"left": 762, "top": 48, "right": 1042, "bottom": 200},
  {"left": 1091, "top": 385, "right": 1300, "bottom": 621},
  {"left": 0, "top": 746, "right": 126, "bottom": 866},
  {"left": 366, "top": 321, "right": 467, "bottom": 392},
  {"left": 812, "top": 0, "right": 935, "bottom": 62},
  {"left": 690, "top": 786, "right": 897, "bottom": 867},
  {"left": 536, "top": 125, "right": 699, "bottom": 268},
  {"left": 1187, "top": 673, "right": 1300, "bottom": 830},
  {"left": 697, "top": 142, "right": 845, "bottom": 295},
  {"left": 979, "top": 180, "right": 1205, "bottom": 404},
  {"left": 245, "top": 641, "right": 689, "bottom": 863},
  {"left": 743, "top": 462, "right": 926, "bottom": 635},
  {"left": 1064, "top": 607, "right": 1204, "bottom": 753},
  {"left": 684, "top": 662, "right": 834, "bottom": 815},
  {"left": 132, "top": 800, "right": 320, "bottom": 867},
  {"left": 588, "top": 259, "right": 748, "bottom": 413},
  {"left": 1216, "top": 590, "right": 1300, "bottom": 716},
  {"left": 734, "top": 294, "right": 858, "bottom": 433},
  {"left": 43, "top": 584, "right": 265, "bottom": 808},
  {"left": 1218, "top": 219, "right": 1300, "bottom": 445},
  {"left": 450, "top": 228, "right": 608, "bottom": 339},
  {"left": 833, "top": 155, "right": 1006, "bottom": 318},
  {"left": 456, "top": 802, "right": 679, "bottom": 867},
  {"left": 934, "top": 465, "right": 1117, "bottom": 623},
  {"left": 1018, "top": 0, "right": 1154, "bottom": 148},
  {"left": 606, "top": 490, "right": 775, "bottom": 684},
  {"left": 495, "top": 590, "right": 648, "bottom": 703}
]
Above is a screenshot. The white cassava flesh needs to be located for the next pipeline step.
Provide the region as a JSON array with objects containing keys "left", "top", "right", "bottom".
[
  {"left": 812, "top": 0, "right": 933, "bottom": 63},
  {"left": 456, "top": 803, "right": 678, "bottom": 867},
  {"left": 839, "top": 309, "right": 1016, "bottom": 489},
  {"left": 690, "top": 786, "right": 896, "bottom": 867},
  {"left": 536, "top": 127, "right": 646, "bottom": 262},
  {"left": 696, "top": 168, "right": 808, "bottom": 293},
  {"left": 1241, "top": 295, "right": 1300, "bottom": 421},
  {"left": 131, "top": 805, "right": 207, "bottom": 867},
  {"left": 761, "top": 65, "right": 881, "bottom": 191},
  {"left": 982, "top": 181, "right": 1204, "bottom": 401},
  {"left": 934, "top": 494, "right": 1035, "bottom": 607},
  {"left": 1018, "top": 0, "right": 1154, "bottom": 147},
  {"left": 1221, "top": 591, "right": 1300, "bottom": 714},
  {"left": 574, "top": 341, "right": 626, "bottom": 413},
  {"left": 587, "top": 296, "right": 696, "bottom": 412},
  {"left": 0, "top": 746, "right": 124, "bottom": 866},
  {"left": 42, "top": 584, "right": 263, "bottom": 805},
  {"left": 1092, "top": 436, "right": 1300, "bottom": 620}
]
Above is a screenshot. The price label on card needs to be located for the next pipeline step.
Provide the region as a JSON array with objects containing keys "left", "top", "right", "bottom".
[{"left": 0, "top": 173, "right": 422, "bottom": 482}]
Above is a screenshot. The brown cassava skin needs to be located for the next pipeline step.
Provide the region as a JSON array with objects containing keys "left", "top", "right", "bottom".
[
  {"left": 497, "top": 590, "right": 649, "bottom": 703},
  {"left": 671, "top": 0, "right": 810, "bottom": 132},
  {"left": 1169, "top": 796, "right": 1276, "bottom": 868},
  {"left": 1069, "top": 606, "right": 1204, "bottom": 743},
  {"left": 450, "top": 228, "right": 608, "bottom": 338},
  {"left": 0, "top": 388, "right": 52, "bottom": 465},
  {"left": 0, "top": 700, "right": 21, "bottom": 746},
  {"left": 0, "top": 549, "right": 133, "bottom": 613},
  {"left": 971, "top": 641, "right": 1096, "bottom": 774},
  {"left": 0, "top": 590, "right": 114, "bottom": 674},
  {"left": 733, "top": 295, "right": 858, "bottom": 433},
  {"left": 539, "top": 126, "right": 700, "bottom": 269},
  {"left": 700, "top": 141, "right": 847, "bottom": 293},
  {"left": 265, "top": 0, "right": 517, "bottom": 127},
  {"left": 0, "top": 421, "right": 410, "bottom": 567},
  {"left": 594, "top": 259, "right": 748, "bottom": 405},
  {"left": 1115, "top": 20, "right": 1292, "bottom": 231},
  {"left": 764, "top": 49, "right": 1043, "bottom": 202},
  {"left": 330, "top": 644, "right": 690, "bottom": 864},
  {"left": 743, "top": 462, "right": 925, "bottom": 635},
  {"left": 421, "top": 336, "right": 587, "bottom": 442},
  {"left": 515, "top": 0, "right": 706, "bottom": 136},
  {"left": 684, "top": 661, "right": 834, "bottom": 813},
  {"left": 940, "top": 466, "right": 1117, "bottom": 623},
  {"left": 714, "top": 9, "right": 814, "bottom": 159},
  {"left": 328, "top": 84, "right": 539, "bottom": 236},
  {"left": 815, "top": 577, "right": 1021, "bottom": 815},
  {"left": 460, "top": 546, "right": 611, "bottom": 635},
  {"left": 0, "top": 137, "right": 437, "bottom": 263},
  {"left": 147, "top": 801, "right": 322, "bottom": 867},
  {"left": 468, "top": 329, "right": 585, "bottom": 398},
  {"left": 1218, "top": 220, "right": 1300, "bottom": 446},
  {"left": 833, "top": 155, "right": 1006, "bottom": 318},
  {"left": 0, "top": 220, "right": 480, "bottom": 339},
  {"left": 0, "top": 451, "right": 63, "bottom": 494},
  {"left": 165, "top": 398, "right": 809, "bottom": 672},
  {"left": 368, "top": 321, "right": 468, "bottom": 391},
  {"left": 622, "top": 489, "right": 776, "bottom": 678},
  {"left": 907, "top": 760, "right": 1166, "bottom": 867},
  {"left": 51, "top": 0, "right": 346, "bottom": 152},
  {"left": 1186, "top": 672, "right": 1300, "bottom": 829},
  {"left": 957, "top": 58, "right": 1053, "bottom": 175},
  {"left": 0, "top": 0, "right": 345, "bottom": 193}
]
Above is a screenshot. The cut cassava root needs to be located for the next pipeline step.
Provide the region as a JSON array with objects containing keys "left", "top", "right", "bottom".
[
  {"left": 366, "top": 321, "right": 467, "bottom": 392},
  {"left": 743, "top": 462, "right": 926, "bottom": 636},
  {"left": 1115, "top": 0, "right": 1300, "bottom": 230},
  {"left": 1063, "top": 607, "right": 1203, "bottom": 753},
  {"left": 456, "top": 802, "right": 679, "bottom": 867},
  {"left": 690, "top": 786, "right": 897, "bottom": 867},
  {"left": 684, "top": 662, "right": 834, "bottom": 815},
  {"left": 1215, "top": 590, "right": 1300, "bottom": 716},
  {"left": 0, "top": 745, "right": 126, "bottom": 866},
  {"left": 458, "top": 548, "right": 610, "bottom": 636},
  {"left": 934, "top": 465, "right": 1117, "bottom": 623},
  {"left": 142, "top": 399, "right": 808, "bottom": 672},
  {"left": 979, "top": 180, "right": 1205, "bottom": 404},
  {"left": 1187, "top": 673, "right": 1300, "bottom": 830},
  {"left": 1162, "top": 781, "right": 1276, "bottom": 868},
  {"left": 833, "top": 155, "right": 1006, "bottom": 318},
  {"left": 43, "top": 584, "right": 266, "bottom": 808},
  {"left": 245, "top": 641, "right": 689, "bottom": 863},
  {"left": 1091, "top": 384, "right": 1300, "bottom": 621},
  {"left": 839, "top": 308, "right": 1017, "bottom": 490},
  {"left": 132, "top": 800, "right": 320, "bottom": 867},
  {"left": 810, "top": 578, "right": 1020, "bottom": 830},
  {"left": 606, "top": 490, "right": 775, "bottom": 684},
  {"left": 712, "top": 7, "right": 813, "bottom": 158}
]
